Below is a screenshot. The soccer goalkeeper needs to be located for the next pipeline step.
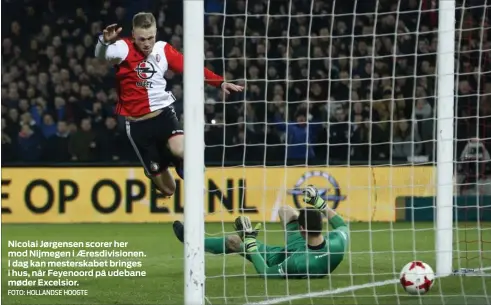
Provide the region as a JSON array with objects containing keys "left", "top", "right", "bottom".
[{"left": 173, "top": 185, "right": 349, "bottom": 278}]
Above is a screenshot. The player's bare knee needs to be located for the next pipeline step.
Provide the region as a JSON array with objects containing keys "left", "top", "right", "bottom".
[
  {"left": 171, "top": 146, "right": 184, "bottom": 159},
  {"left": 226, "top": 235, "right": 242, "bottom": 252},
  {"left": 167, "top": 135, "right": 184, "bottom": 159},
  {"left": 151, "top": 176, "right": 176, "bottom": 196},
  {"left": 160, "top": 179, "right": 176, "bottom": 196},
  {"left": 278, "top": 205, "right": 299, "bottom": 227},
  {"left": 155, "top": 185, "right": 175, "bottom": 197}
]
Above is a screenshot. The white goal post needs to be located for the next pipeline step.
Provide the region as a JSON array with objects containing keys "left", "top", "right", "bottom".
[
  {"left": 183, "top": 0, "right": 205, "bottom": 304},
  {"left": 183, "top": 0, "right": 490, "bottom": 304},
  {"left": 435, "top": 0, "right": 455, "bottom": 277}
]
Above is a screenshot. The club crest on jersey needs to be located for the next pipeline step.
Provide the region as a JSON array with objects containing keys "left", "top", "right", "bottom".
[
  {"left": 135, "top": 61, "right": 157, "bottom": 80},
  {"left": 135, "top": 61, "right": 156, "bottom": 88}
]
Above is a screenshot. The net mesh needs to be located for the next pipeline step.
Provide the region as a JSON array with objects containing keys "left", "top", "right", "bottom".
[{"left": 201, "top": 0, "right": 491, "bottom": 304}]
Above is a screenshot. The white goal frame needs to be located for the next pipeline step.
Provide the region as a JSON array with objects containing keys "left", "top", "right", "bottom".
[
  {"left": 181, "top": 0, "right": 479, "bottom": 304},
  {"left": 435, "top": 0, "right": 455, "bottom": 278},
  {"left": 183, "top": 0, "right": 206, "bottom": 304}
]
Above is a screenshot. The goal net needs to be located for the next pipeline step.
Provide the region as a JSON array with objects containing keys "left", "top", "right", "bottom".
[{"left": 199, "top": 0, "right": 491, "bottom": 304}]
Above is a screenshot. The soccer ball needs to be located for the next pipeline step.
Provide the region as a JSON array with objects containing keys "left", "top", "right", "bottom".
[{"left": 399, "top": 261, "right": 435, "bottom": 295}]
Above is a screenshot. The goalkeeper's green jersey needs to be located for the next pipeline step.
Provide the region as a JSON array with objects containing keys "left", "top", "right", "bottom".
[{"left": 249, "top": 215, "right": 349, "bottom": 278}]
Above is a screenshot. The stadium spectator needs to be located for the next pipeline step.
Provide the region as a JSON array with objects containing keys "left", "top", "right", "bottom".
[
  {"left": 42, "top": 120, "right": 71, "bottom": 162},
  {"left": 17, "top": 123, "right": 43, "bottom": 162},
  {"left": 1, "top": 0, "right": 489, "bottom": 173},
  {"left": 392, "top": 120, "right": 423, "bottom": 159},
  {"left": 273, "top": 105, "right": 321, "bottom": 162},
  {"left": 68, "top": 118, "right": 97, "bottom": 162}
]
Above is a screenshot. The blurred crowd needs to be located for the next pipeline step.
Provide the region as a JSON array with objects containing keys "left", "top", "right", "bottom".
[{"left": 1, "top": 0, "right": 490, "bottom": 167}]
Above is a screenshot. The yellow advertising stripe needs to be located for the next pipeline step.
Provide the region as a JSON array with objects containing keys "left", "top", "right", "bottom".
[{"left": 1, "top": 167, "right": 435, "bottom": 223}]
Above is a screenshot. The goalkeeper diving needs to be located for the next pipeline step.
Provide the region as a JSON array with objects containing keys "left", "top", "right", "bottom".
[{"left": 173, "top": 185, "right": 349, "bottom": 278}]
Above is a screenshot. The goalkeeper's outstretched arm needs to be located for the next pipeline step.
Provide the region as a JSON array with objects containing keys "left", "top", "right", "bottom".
[
  {"left": 326, "top": 208, "right": 348, "bottom": 230},
  {"left": 325, "top": 207, "right": 350, "bottom": 247},
  {"left": 304, "top": 185, "right": 349, "bottom": 243}
]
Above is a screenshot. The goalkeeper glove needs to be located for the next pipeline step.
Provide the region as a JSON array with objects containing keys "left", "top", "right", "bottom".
[
  {"left": 234, "top": 216, "right": 262, "bottom": 252},
  {"left": 303, "top": 184, "right": 327, "bottom": 210}
]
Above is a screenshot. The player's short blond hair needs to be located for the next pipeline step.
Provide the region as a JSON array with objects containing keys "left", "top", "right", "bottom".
[{"left": 132, "top": 12, "right": 156, "bottom": 29}]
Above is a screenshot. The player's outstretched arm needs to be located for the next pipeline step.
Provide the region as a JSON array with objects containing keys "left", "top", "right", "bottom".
[
  {"left": 163, "top": 43, "right": 244, "bottom": 94},
  {"left": 94, "top": 24, "right": 128, "bottom": 65}
]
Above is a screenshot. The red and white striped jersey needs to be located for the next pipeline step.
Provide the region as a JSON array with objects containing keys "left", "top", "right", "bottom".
[{"left": 95, "top": 36, "right": 224, "bottom": 117}]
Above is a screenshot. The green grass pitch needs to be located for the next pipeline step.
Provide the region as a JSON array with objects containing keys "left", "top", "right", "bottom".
[{"left": 2, "top": 222, "right": 490, "bottom": 304}]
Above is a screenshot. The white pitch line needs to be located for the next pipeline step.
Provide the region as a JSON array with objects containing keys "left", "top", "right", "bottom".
[
  {"left": 245, "top": 278, "right": 399, "bottom": 305},
  {"left": 245, "top": 267, "right": 491, "bottom": 305}
]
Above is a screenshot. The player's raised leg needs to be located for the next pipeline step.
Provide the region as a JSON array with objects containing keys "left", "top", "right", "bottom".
[
  {"left": 147, "top": 168, "right": 176, "bottom": 196},
  {"left": 154, "top": 104, "right": 185, "bottom": 180},
  {"left": 125, "top": 117, "right": 178, "bottom": 197},
  {"left": 167, "top": 134, "right": 184, "bottom": 179}
]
